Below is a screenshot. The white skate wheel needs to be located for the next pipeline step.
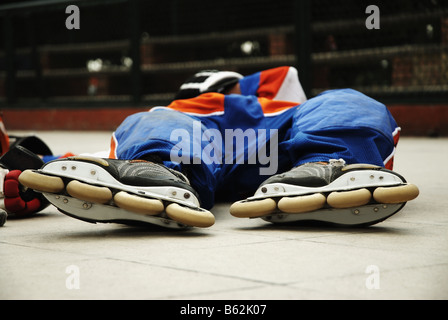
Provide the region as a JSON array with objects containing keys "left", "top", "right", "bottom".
[
  {"left": 19, "top": 170, "right": 65, "bottom": 193},
  {"left": 229, "top": 198, "right": 277, "bottom": 218},
  {"left": 114, "top": 191, "right": 164, "bottom": 215},
  {"left": 66, "top": 180, "right": 113, "bottom": 204},
  {"left": 278, "top": 193, "right": 326, "bottom": 213},
  {"left": 327, "top": 188, "right": 371, "bottom": 208},
  {"left": 166, "top": 203, "right": 215, "bottom": 228},
  {"left": 373, "top": 184, "right": 419, "bottom": 204}
]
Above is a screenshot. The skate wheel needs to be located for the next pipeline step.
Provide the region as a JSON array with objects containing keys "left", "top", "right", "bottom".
[
  {"left": 66, "top": 180, "right": 113, "bottom": 204},
  {"left": 278, "top": 193, "right": 326, "bottom": 213},
  {"left": 114, "top": 191, "right": 164, "bottom": 215},
  {"left": 373, "top": 184, "right": 419, "bottom": 204},
  {"left": 229, "top": 198, "right": 277, "bottom": 218},
  {"left": 18, "top": 170, "right": 65, "bottom": 193},
  {"left": 165, "top": 203, "right": 215, "bottom": 228},
  {"left": 327, "top": 188, "right": 371, "bottom": 208}
]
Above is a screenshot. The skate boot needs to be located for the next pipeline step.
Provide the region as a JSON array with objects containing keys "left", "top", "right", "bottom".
[
  {"left": 230, "top": 159, "right": 419, "bottom": 227},
  {"left": 18, "top": 156, "right": 215, "bottom": 229}
]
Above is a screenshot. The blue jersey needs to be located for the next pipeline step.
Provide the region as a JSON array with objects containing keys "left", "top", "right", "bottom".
[{"left": 109, "top": 67, "right": 400, "bottom": 208}]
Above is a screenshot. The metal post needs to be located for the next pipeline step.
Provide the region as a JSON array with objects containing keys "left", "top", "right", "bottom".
[
  {"left": 171, "top": 0, "right": 179, "bottom": 36},
  {"left": 3, "top": 13, "right": 16, "bottom": 104},
  {"left": 26, "top": 13, "right": 44, "bottom": 102},
  {"left": 129, "top": 0, "right": 141, "bottom": 105},
  {"left": 294, "top": 0, "right": 312, "bottom": 98}
]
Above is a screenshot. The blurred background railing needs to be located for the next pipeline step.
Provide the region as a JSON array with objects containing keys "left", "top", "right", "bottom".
[{"left": 1, "top": 0, "right": 447, "bottom": 134}]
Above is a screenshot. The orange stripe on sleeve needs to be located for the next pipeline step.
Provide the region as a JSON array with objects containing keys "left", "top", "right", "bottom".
[
  {"left": 257, "top": 97, "right": 298, "bottom": 116},
  {"left": 108, "top": 133, "right": 118, "bottom": 159},
  {"left": 384, "top": 127, "right": 401, "bottom": 170},
  {"left": 167, "top": 92, "right": 225, "bottom": 116},
  {"left": 257, "top": 66, "right": 289, "bottom": 100}
]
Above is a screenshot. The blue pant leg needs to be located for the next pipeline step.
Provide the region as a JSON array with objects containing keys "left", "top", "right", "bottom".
[
  {"left": 283, "top": 89, "right": 399, "bottom": 167},
  {"left": 113, "top": 109, "right": 220, "bottom": 209}
]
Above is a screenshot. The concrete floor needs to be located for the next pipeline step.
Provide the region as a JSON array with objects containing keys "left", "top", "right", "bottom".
[{"left": 1, "top": 131, "right": 447, "bottom": 300}]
